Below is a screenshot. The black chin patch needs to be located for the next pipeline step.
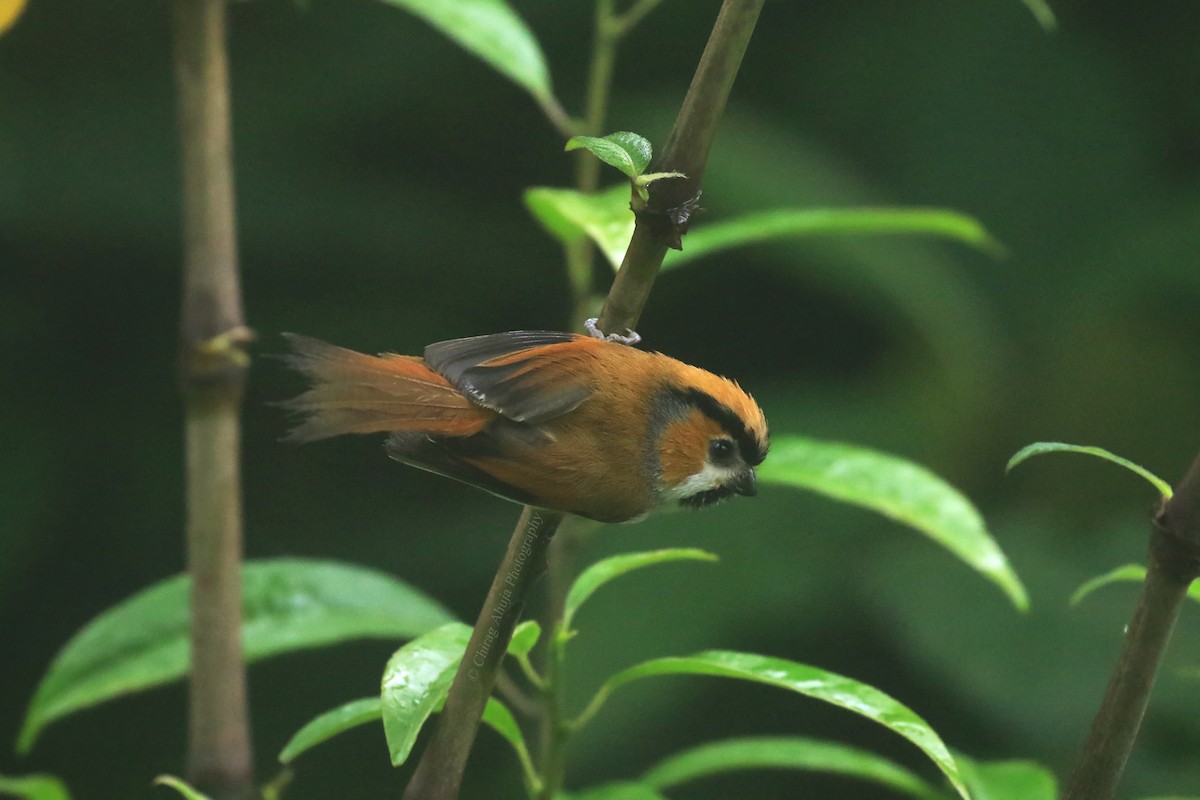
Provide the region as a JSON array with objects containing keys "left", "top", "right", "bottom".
[{"left": 680, "top": 486, "right": 735, "bottom": 510}]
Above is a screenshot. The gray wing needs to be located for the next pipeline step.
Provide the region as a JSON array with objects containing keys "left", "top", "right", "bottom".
[{"left": 424, "top": 331, "right": 596, "bottom": 424}]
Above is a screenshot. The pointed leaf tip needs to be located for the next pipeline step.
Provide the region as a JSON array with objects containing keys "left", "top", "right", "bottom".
[
  {"left": 1006, "top": 442, "right": 1172, "bottom": 500},
  {"left": 380, "top": 0, "right": 554, "bottom": 102},
  {"left": 760, "top": 436, "right": 1028, "bottom": 610},
  {"left": 595, "top": 651, "right": 970, "bottom": 799},
  {"left": 562, "top": 548, "right": 718, "bottom": 633}
]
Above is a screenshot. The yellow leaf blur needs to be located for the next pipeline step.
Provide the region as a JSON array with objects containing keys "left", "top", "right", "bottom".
[{"left": 0, "top": 0, "right": 27, "bottom": 35}]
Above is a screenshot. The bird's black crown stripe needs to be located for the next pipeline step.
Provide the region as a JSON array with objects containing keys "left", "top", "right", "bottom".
[{"left": 670, "top": 387, "right": 766, "bottom": 466}]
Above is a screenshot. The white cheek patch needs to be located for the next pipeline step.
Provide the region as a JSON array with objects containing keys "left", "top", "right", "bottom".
[{"left": 662, "top": 463, "right": 737, "bottom": 502}]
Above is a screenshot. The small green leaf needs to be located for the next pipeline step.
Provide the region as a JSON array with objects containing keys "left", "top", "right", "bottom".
[
  {"left": 0, "top": 773, "right": 71, "bottom": 800},
  {"left": 381, "top": 622, "right": 472, "bottom": 765},
  {"left": 279, "top": 694, "right": 530, "bottom": 781},
  {"left": 760, "top": 436, "right": 1028, "bottom": 610},
  {"left": 641, "top": 736, "right": 940, "bottom": 798},
  {"left": 565, "top": 132, "right": 652, "bottom": 179},
  {"left": 1070, "top": 564, "right": 1200, "bottom": 607},
  {"left": 152, "top": 776, "right": 210, "bottom": 800},
  {"left": 584, "top": 651, "right": 967, "bottom": 798},
  {"left": 1020, "top": 0, "right": 1057, "bottom": 32},
  {"left": 1006, "top": 442, "right": 1173, "bottom": 500},
  {"left": 380, "top": 622, "right": 535, "bottom": 766},
  {"left": 279, "top": 697, "right": 382, "bottom": 764},
  {"left": 1070, "top": 564, "right": 1148, "bottom": 606},
  {"left": 562, "top": 549, "right": 718, "bottom": 634},
  {"left": 524, "top": 185, "right": 634, "bottom": 267},
  {"left": 380, "top": 0, "right": 554, "bottom": 103},
  {"left": 954, "top": 754, "right": 1057, "bottom": 800},
  {"left": 508, "top": 620, "right": 542, "bottom": 658},
  {"left": 19, "top": 558, "right": 453, "bottom": 753},
  {"left": 481, "top": 698, "right": 538, "bottom": 792}
]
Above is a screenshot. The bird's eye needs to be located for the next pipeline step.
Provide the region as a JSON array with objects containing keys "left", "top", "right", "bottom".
[{"left": 708, "top": 438, "right": 736, "bottom": 462}]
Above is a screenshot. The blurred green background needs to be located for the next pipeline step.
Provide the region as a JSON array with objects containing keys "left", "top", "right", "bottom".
[{"left": 3, "top": 0, "right": 1199, "bottom": 797}]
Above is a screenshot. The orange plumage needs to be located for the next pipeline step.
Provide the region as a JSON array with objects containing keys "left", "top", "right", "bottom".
[{"left": 282, "top": 330, "right": 768, "bottom": 523}]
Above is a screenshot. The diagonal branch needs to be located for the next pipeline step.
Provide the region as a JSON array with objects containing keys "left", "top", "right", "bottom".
[
  {"left": 1062, "top": 450, "right": 1200, "bottom": 800},
  {"left": 401, "top": 2, "right": 765, "bottom": 798}
]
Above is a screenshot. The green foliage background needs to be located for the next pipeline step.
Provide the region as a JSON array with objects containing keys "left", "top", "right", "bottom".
[{"left": 2, "top": 0, "right": 1199, "bottom": 797}]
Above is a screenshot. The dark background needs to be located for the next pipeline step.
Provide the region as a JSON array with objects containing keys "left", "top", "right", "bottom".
[{"left": 3, "top": 0, "right": 1200, "bottom": 797}]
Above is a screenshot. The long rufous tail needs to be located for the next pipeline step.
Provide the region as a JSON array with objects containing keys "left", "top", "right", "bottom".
[{"left": 280, "top": 333, "right": 491, "bottom": 442}]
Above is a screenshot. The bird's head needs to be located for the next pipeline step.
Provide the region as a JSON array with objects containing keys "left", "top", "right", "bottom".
[{"left": 651, "top": 374, "right": 768, "bottom": 511}]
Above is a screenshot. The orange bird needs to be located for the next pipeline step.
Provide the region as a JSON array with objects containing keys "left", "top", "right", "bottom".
[{"left": 282, "top": 327, "right": 768, "bottom": 523}]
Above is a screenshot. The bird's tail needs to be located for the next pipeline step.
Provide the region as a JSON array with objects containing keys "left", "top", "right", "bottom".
[{"left": 279, "top": 333, "right": 491, "bottom": 442}]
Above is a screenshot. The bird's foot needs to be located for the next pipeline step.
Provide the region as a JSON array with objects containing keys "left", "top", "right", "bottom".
[{"left": 585, "top": 318, "right": 641, "bottom": 346}]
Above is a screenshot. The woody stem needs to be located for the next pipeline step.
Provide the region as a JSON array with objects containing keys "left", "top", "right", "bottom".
[
  {"left": 402, "top": 509, "right": 563, "bottom": 800},
  {"left": 173, "top": 0, "right": 255, "bottom": 796},
  {"left": 403, "top": 2, "right": 764, "bottom": 797},
  {"left": 1062, "top": 451, "right": 1200, "bottom": 800}
]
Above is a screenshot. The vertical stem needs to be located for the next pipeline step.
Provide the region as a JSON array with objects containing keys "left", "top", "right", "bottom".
[
  {"left": 403, "top": 509, "right": 564, "bottom": 800},
  {"left": 1062, "top": 452, "right": 1200, "bottom": 800},
  {"left": 535, "top": 633, "right": 570, "bottom": 800},
  {"left": 173, "top": 0, "right": 254, "bottom": 797},
  {"left": 564, "top": 0, "right": 619, "bottom": 324}
]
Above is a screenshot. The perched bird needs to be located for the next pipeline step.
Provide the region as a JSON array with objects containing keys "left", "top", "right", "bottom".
[{"left": 281, "top": 326, "right": 768, "bottom": 523}]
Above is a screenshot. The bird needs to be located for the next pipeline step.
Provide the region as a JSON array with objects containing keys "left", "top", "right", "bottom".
[{"left": 280, "top": 324, "right": 768, "bottom": 523}]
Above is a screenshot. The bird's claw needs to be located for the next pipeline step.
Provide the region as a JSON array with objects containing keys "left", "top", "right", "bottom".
[{"left": 585, "top": 318, "right": 641, "bottom": 346}]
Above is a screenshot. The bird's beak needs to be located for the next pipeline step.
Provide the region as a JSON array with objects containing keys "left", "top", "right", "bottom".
[{"left": 731, "top": 468, "right": 757, "bottom": 497}]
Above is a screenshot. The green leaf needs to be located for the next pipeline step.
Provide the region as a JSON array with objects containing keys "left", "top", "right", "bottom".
[
  {"left": 279, "top": 693, "right": 531, "bottom": 782},
  {"left": 584, "top": 650, "right": 968, "bottom": 799},
  {"left": 561, "top": 783, "right": 668, "bottom": 800},
  {"left": 0, "top": 773, "right": 71, "bottom": 800},
  {"left": 524, "top": 187, "right": 1000, "bottom": 274},
  {"left": 380, "top": 622, "right": 535, "bottom": 768},
  {"left": 381, "top": 622, "right": 472, "bottom": 765},
  {"left": 760, "top": 436, "right": 1028, "bottom": 610},
  {"left": 565, "top": 132, "right": 652, "bottom": 179},
  {"left": 1070, "top": 564, "right": 1148, "bottom": 606},
  {"left": 1006, "top": 442, "right": 1173, "bottom": 500},
  {"left": 663, "top": 207, "right": 1004, "bottom": 269},
  {"left": 1070, "top": 564, "right": 1200, "bottom": 607},
  {"left": 19, "top": 558, "right": 454, "bottom": 753},
  {"left": 481, "top": 697, "right": 538, "bottom": 792},
  {"left": 380, "top": 0, "right": 554, "bottom": 103},
  {"left": 508, "top": 620, "right": 541, "bottom": 658},
  {"left": 279, "top": 696, "right": 382, "bottom": 764},
  {"left": 152, "top": 776, "right": 210, "bottom": 800},
  {"left": 954, "top": 754, "right": 1057, "bottom": 800},
  {"left": 641, "top": 736, "right": 940, "bottom": 798},
  {"left": 562, "top": 549, "right": 718, "bottom": 634},
  {"left": 1020, "top": 0, "right": 1057, "bottom": 32},
  {"left": 524, "top": 185, "right": 633, "bottom": 268}
]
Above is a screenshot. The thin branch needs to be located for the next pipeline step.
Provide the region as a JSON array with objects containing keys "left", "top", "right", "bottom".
[
  {"left": 1062, "top": 451, "right": 1200, "bottom": 800},
  {"left": 597, "top": 0, "right": 765, "bottom": 334},
  {"left": 173, "top": 0, "right": 254, "bottom": 797},
  {"left": 403, "top": 2, "right": 765, "bottom": 797},
  {"left": 610, "top": 0, "right": 666, "bottom": 38},
  {"left": 536, "top": 93, "right": 578, "bottom": 140},
  {"left": 403, "top": 508, "right": 564, "bottom": 800}
]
